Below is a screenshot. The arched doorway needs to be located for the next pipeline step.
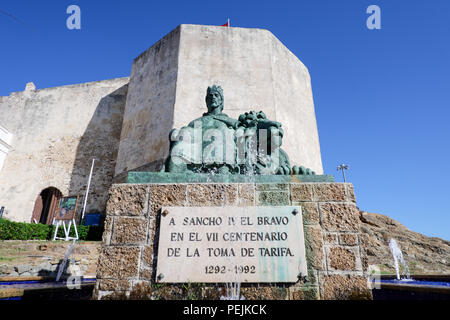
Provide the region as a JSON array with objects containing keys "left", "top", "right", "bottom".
[{"left": 31, "top": 187, "right": 62, "bottom": 224}]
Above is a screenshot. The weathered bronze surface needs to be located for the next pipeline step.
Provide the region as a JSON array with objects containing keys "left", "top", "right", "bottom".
[{"left": 163, "top": 85, "right": 316, "bottom": 175}]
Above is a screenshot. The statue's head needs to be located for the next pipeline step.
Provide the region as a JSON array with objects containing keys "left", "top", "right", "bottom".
[{"left": 205, "top": 85, "right": 224, "bottom": 114}]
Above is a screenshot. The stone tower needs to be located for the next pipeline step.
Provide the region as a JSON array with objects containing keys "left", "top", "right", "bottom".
[{"left": 115, "top": 24, "right": 323, "bottom": 178}]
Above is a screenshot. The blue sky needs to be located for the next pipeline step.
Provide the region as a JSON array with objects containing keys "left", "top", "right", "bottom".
[{"left": 1, "top": 0, "right": 449, "bottom": 239}]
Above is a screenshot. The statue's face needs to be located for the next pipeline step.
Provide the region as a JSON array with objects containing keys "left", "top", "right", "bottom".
[{"left": 206, "top": 90, "right": 223, "bottom": 111}]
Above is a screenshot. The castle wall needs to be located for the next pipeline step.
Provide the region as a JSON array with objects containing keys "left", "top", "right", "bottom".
[
  {"left": 0, "top": 124, "right": 13, "bottom": 173},
  {"left": 0, "top": 78, "right": 129, "bottom": 222},
  {"left": 115, "top": 24, "right": 323, "bottom": 177},
  {"left": 0, "top": 24, "right": 325, "bottom": 223},
  {"left": 114, "top": 27, "right": 181, "bottom": 177}
]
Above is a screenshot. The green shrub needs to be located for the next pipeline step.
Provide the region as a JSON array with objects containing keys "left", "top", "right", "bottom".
[
  {"left": 0, "top": 219, "right": 50, "bottom": 240},
  {"left": 0, "top": 218, "right": 103, "bottom": 241}
]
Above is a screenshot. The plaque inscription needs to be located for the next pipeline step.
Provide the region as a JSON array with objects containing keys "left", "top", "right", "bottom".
[{"left": 156, "top": 206, "right": 307, "bottom": 283}]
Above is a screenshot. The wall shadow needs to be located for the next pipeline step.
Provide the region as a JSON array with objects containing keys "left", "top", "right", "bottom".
[{"left": 67, "top": 84, "right": 128, "bottom": 223}]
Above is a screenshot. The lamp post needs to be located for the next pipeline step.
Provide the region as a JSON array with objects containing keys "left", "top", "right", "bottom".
[{"left": 336, "top": 164, "right": 349, "bottom": 183}]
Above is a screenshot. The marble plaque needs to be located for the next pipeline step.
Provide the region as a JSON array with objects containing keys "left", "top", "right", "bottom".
[{"left": 156, "top": 206, "right": 307, "bottom": 283}]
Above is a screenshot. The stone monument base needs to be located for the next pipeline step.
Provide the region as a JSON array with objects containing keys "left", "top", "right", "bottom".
[{"left": 93, "top": 182, "right": 372, "bottom": 300}]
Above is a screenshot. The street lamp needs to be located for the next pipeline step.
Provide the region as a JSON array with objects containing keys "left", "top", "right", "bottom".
[{"left": 336, "top": 164, "right": 349, "bottom": 183}]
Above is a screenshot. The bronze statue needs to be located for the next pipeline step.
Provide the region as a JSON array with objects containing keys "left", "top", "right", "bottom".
[{"left": 163, "top": 85, "right": 315, "bottom": 176}]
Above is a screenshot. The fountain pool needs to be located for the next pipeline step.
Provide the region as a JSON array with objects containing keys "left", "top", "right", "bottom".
[{"left": 0, "top": 277, "right": 96, "bottom": 300}]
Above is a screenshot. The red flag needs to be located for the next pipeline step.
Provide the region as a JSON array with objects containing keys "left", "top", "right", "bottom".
[{"left": 220, "top": 19, "right": 230, "bottom": 27}]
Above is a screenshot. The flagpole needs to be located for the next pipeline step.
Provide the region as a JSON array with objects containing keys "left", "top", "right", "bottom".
[
  {"left": 228, "top": 18, "right": 230, "bottom": 27},
  {"left": 81, "top": 158, "right": 95, "bottom": 223}
]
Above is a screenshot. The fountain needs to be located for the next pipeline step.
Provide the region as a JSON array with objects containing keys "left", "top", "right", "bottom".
[
  {"left": 389, "top": 238, "right": 410, "bottom": 280},
  {"left": 220, "top": 258, "right": 244, "bottom": 300},
  {"left": 56, "top": 239, "right": 77, "bottom": 282},
  {"left": 370, "top": 240, "right": 450, "bottom": 299}
]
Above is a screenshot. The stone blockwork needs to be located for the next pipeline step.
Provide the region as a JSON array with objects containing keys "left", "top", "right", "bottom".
[
  {"left": 0, "top": 77, "right": 129, "bottom": 223},
  {"left": 94, "top": 182, "right": 371, "bottom": 300},
  {"left": 0, "top": 241, "right": 100, "bottom": 278}
]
